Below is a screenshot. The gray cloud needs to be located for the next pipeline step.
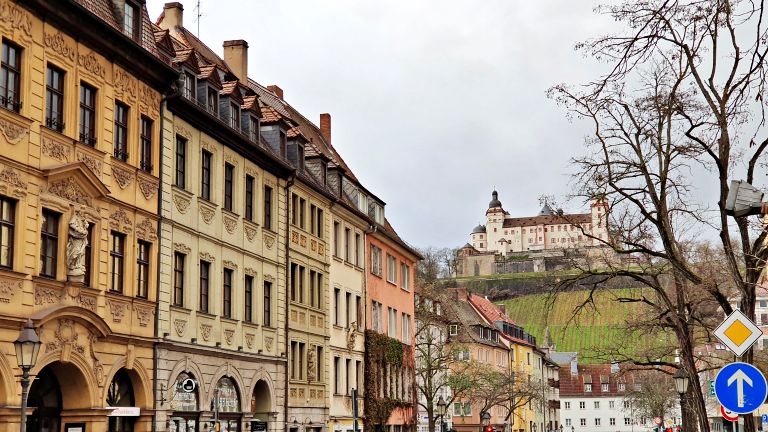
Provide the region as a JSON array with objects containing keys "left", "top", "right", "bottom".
[{"left": 146, "top": 0, "right": 617, "bottom": 248}]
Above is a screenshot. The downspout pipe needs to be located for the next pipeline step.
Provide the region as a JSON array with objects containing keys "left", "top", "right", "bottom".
[
  {"left": 153, "top": 84, "right": 180, "bottom": 432},
  {"left": 283, "top": 175, "right": 295, "bottom": 431}
]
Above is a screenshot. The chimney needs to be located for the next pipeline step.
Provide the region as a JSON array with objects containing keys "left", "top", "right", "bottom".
[
  {"left": 161, "top": 3, "right": 183, "bottom": 35},
  {"left": 267, "top": 85, "right": 284, "bottom": 99},
  {"left": 320, "top": 113, "right": 331, "bottom": 145},
  {"left": 496, "top": 304, "right": 506, "bottom": 314},
  {"left": 570, "top": 354, "right": 579, "bottom": 376},
  {"left": 223, "top": 40, "right": 248, "bottom": 82}
]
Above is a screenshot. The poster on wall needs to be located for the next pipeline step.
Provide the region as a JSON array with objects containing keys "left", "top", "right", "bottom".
[
  {"left": 65, "top": 423, "right": 86, "bottom": 432},
  {"left": 171, "top": 372, "right": 199, "bottom": 412},
  {"left": 215, "top": 377, "right": 240, "bottom": 412}
]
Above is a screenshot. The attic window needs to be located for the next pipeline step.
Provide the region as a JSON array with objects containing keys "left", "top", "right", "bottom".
[
  {"left": 230, "top": 102, "right": 240, "bottom": 130},
  {"left": 449, "top": 325, "right": 458, "bottom": 335},
  {"left": 123, "top": 2, "right": 140, "bottom": 41},
  {"left": 297, "top": 143, "right": 305, "bottom": 171},
  {"left": 206, "top": 87, "right": 218, "bottom": 115},
  {"left": 249, "top": 116, "right": 259, "bottom": 142},
  {"left": 182, "top": 71, "right": 195, "bottom": 100}
]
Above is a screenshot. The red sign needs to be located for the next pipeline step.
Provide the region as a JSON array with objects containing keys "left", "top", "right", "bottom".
[
  {"left": 721, "top": 405, "right": 739, "bottom": 422},
  {"left": 654, "top": 417, "right": 662, "bottom": 426}
]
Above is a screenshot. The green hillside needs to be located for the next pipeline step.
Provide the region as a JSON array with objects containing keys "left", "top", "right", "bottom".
[{"left": 499, "top": 288, "right": 672, "bottom": 363}]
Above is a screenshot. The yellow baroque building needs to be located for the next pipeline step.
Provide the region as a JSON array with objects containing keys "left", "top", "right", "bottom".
[{"left": 0, "top": 1, "right": 177, "bottom": 432}]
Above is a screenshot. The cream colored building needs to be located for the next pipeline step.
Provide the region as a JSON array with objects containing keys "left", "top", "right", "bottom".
[
  {"left": 0, "top": 1, "right": 176, "bottom": 431},
  {"left": 155, "top": 5, "right": 289, "bottom": 432}
]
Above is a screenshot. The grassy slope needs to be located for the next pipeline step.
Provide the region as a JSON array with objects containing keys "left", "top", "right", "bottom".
[{"left": 499, "top": 288, "right": 668, "bottom": 363}]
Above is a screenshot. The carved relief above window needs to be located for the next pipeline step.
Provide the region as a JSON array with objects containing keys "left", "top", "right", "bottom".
[
  {"left": 43, "top": 31, "right": 75, "bottom": 63},
  {"left": 137, "top": 176, "right": 159, "bottom": 200},
  {"left": 0, "top": 116, "right": 28, "bottom": 144},
  {"left": 0, "top": 1, "right": 33, "bottom": 41},
  {"left": 112, "top": 165, "right": 134, "bottom": 189},
  {"left": 136, "top": 218, "right": 157, "bottom": 242},
  {"left": 77, "top": 51, "right": 106, "bottom": 80},
  {"left": 42, "top": 136, "right": 70, "bottom": 161},
  {"left": 108, "top": 207, "right": 132, "bottom": 233}
]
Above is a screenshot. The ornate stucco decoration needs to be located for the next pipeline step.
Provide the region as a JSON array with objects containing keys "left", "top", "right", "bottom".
[
  {"left": 48, "top": 178, "right": 90, "bottom": 205},
  {"left": 244, "top": 225, "right": 257, "bottom": 241},
  {"left": 35, "top": 286, "right": 62, "bottom": 306},
  {"left": 77, "top": 152, "right": 102, "bottom": 176},
  {"left": 300, "top": 235, "right": 307, "bottom": 248},
  {"left": 113, "top": 68, "right": 137, "bottom": 101},
  {"left": 0, "top": 117, "right": 28, "bottom": 144},
  {"left": 264, "top": 336, "right": 273, "bottom": 351},
  {"left": 200, "top": 324, "right": 212, "bottom": 341},
  {"left": 318, "top": 243, "right": 326, "bottom": 256},
  {"left": 0, "top": 278, "right": 19, "bottom": 303},
  {"left": 264, "top": 178, "right": 276, "bottom": 187},
  {"left": 45, "top": 319, "right": 85, "bottom": 360},
  {"left": 0, "top": 165, "right": 27, "bottom": 197},
  {"left": 134, "top": 304, "right": 153, "bottom": 327},
  {"left": 0, "top": 1, "right": 32, "bottom": 39},
  {"left": 310, "top": 239, "right": 317, "bottom": 252},
  {"left": 136, "top": 218, "right": 157, "bottom": 242},
  {"left": 137, "top": 176, "right": 159, "bottom": 200},
  {"left": 224, "top": 329, "right": 234, "bottom": 345},
  {"left": 44, "top": 31, "right": 75, "bottom": 62},
  {"left": 88, "top": 332, "right": 105, "bottom": 386},
  {"left": 77, "top": 51, "right": 106, "bottom": 79},
  {"left": 112, "top": 165, "right": 134, "bottom": 189},
  {"left": 66, "top": 214, "right": 89, "bottom": 282},
  {"left": 173, "top": 192, "right": 191, "bottom": 213},
  {"left": 199, "top": 205, "right": 215, "bottom": 224},
  {"left": 174, "top": 319, "right": 187, "bottom": 337},
  {"left": 109, "top": 207, "right": 132, "bottom": 233},
  {"left": 264, "top": 233, "right": 276, "bottom": 249},
  {"left": 174, "top": 243, "right": 191, "bottom": 254},
  {"left": 244, "top": 267, "right": 257, "bottom": 277},
  {"left": 223, "top": 213, "right": 237, "bottom": 233},
  {"left": 291, "top": 231, "right": 299, "bottom": 245},
  {"left": 174, "top": 125, "right": 192, "bottom": 140},
  {"left": 245, "top": 167, "right": 259, "bottom": 178},
  {"left": 201, "top": 140, "right": 216, "bottom": 153},
  {"left": 224, "top": 153, "right": 238, "bottom": 166},
  {"left": 264, "top": 274, "right": 275, "bottom": 283},
  {"left": 78, "top": 293, "right": 97, "bottom": 312},
  {"left": 42, "top": 137, "right": 70, "bottom": 161},
  {"left": 223, "top": 260, "right": 237, "bottom": 270},
  {"left": 347, "top": 328, "right": 357, "bottom": 350},
  {"left": 138, "top": 83, "right": 159, "bottom": 117},
  {"left": 108, "top": 300, "right": 127, "bottom": 323},
  {"left": 245, "top": 333, "right": 254, "bottom": 349},
  {"left": 199, "top": 252, "right": 215, "bottom": 262}
]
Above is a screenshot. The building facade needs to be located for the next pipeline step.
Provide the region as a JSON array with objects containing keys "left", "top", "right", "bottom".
[
  {"left": 0, "top": 0, "right": 175, "bottom": 431},
  {"left": 154, "top": 5, "right": 292, "bottom": 432}
]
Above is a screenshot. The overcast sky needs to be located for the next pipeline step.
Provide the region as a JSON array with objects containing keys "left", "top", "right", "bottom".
[{"left": 146, "top": 0, "right": 617, "bottom": 249}]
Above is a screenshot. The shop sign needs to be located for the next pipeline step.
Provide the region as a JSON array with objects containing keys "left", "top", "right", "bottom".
[
  {"left": 251, "top": 421, "right": 268, "bottom": 432},
  {"left": 108, "top": 407, "right": 140, "bottom": 417},
  {"left": 215, "top": 376, "right": 240, "bottom": 412},
  {"left": 171, "top": 373, "right": 198, "bottom": 411}
]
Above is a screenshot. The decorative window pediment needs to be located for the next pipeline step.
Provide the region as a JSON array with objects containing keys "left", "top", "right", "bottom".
[{"left": 44, "top": 162, "right": 110, "bottom": 206}]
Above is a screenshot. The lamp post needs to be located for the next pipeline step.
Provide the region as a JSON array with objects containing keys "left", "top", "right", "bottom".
[
  {"left": 482, "top": 411, "right": 492, "bottom": 427},
  {"left": 673, "top": 369, "right": 690, "bottom": 432},
  {"left": 532, "top": 424, "right": 537, "bottom": 432},
  {"left": 14, "top": 319, "right": 41, "bottom": 432},
  {"left": 437, "top": 396, "right": 447, "bottom": 432}
]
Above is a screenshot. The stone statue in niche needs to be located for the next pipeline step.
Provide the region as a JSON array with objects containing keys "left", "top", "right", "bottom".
[
  {"left": 307, "top": 348, "right": 317, "bottom": 381},
  {"left": 66, "top": 213, "right": 89, "bottom": 282}
]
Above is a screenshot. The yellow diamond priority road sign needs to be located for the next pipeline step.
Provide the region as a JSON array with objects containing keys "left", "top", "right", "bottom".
[{"left": 714, "top": 309, "right": 762, "bottom": 357}]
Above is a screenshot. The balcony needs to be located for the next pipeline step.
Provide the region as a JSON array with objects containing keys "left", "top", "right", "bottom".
[
  {"left": 0, "top": 95, "right": 21, "bottom": 113},
  {"left": 548, "top": 400, "right": 561, "bottom": 409},
  {"left": 548, "top": 378, "right": 560, "bottom": 388}
]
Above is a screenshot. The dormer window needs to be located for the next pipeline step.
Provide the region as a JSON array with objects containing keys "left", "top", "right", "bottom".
[
  {"left": 279, "top": 129, "right": 287, "bottom": 156},
  {"left": 249, "top": 116, "right": 259, "bottom": 142},
  {"left": 206, "top": 87, "right": 218, "bottom": 115},
  {"left": 182, "top": 71, "right": 195, "bottom": 100},
  {"left": 320, "top": 160, "right": 328, "bottom": 185},
  {"left": 297, "top": 143, "right": 305, "bottom": 171},
  {"left": 123, "top": 2, "right": 140, "bottom": 41},
  {"left": 230, "top": 102, "right": 240, "bottom": 130}
]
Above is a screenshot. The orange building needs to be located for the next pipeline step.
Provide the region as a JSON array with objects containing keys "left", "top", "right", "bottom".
[{"left": 365, "top": 220, "right": 421, "bottom": 432}]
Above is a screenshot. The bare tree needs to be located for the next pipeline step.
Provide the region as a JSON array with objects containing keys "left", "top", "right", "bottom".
[
  {"left": 464, "top": 363, "right": 547, "bottom": 427},
  {"left": 625, "top": 370, "right": 680, "bottom": 422},
  {"left": 548, "top": 2, "right": 768, "bottom": 432}
]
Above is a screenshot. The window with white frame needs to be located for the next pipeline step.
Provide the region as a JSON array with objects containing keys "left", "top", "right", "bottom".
[
  {"left": 609, "top": 418, "right": 615, "bottom": 426},
  {"left": 564, "top": 402, "right": 571, "bottom": 410},
  {"left": 579, "top": 402, "right": 585, "bottom": 410},
  {"left": 400, "top": 262, "right": 410, "bottom": 290},
  {"left": 601, "top": 383, "right": 609, "bottom": 392},
  {"left": 565, "top": 419, "right": 571, "bottom": 427},
  {"left": 580, "top": 419, "right": 586, "bottom": 427},
  {"left": 388, "top": 307, "right": 397, "bottom": 338},
  {"left": 386, "top": 254, "right": 397, "bottom": 283},
  {"left": 401, "top": 313, "right": 411, "bottom": 343},
  {"left": 449, "top": 324, "right": 458, "bottom": 336},
  {"left": 370, "top": 245, "right": 382, "bottom": 276}
]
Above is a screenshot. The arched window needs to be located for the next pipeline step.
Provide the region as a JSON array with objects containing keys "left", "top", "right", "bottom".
[{"left": 107, "top": 369, "right": 135, "bottom": 432}]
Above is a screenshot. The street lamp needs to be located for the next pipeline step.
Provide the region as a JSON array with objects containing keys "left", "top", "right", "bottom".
[
  {"left": 14, "top": 319, "right": 41, "bottom": 432},
  {"left": 532, "top": 424, "right": 537, "bottom": 432},
  {"left": 673, "top": 368, "right": 690, "bottom": 432},
  {"left": 437, "top": 396, "right": 447, "bottom": 432},
  {"left": 482, "top": 411, "right": 492, "bottom": 427}
]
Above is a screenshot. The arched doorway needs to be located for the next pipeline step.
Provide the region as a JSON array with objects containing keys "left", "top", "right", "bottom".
[
  {"left": 170, "top": 372, "right": 200, "bottom": 432},
  {"left": 107, "top": 369, "right": 136, "bottom": 432},
  {"left": 213, "top": 376, "right": 241, "bottom": 432},
  {"left": 27, "top": 367, "right": 62, "bottom": 432},
  {"left": 250, "top": 380, "right": 271, "bottom": 424}
]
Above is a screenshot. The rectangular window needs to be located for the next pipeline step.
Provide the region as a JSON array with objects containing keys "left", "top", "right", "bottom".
[
  {"left": 110, "top": 232, "right": 125, "bottom": 293},
  {"left": 230, "top": 102, "right": 240, "bottom": 129},
  {"left": 299, "top": 342, "right": 305, "bottom": 380},
  {"left": 207, "top": 87, "right": 218, "bottom": 115},
  {"left": 354, "top": 233, "right": 361, "bottom": 266},
  {"left": 316, "top": 209, "right": 323, "bottom": 237},
  {"left": 290, "top": 263, "right": 298, "bottom": 302},
  {"left": 249, "top": 116, "right": 259, "bottom": 142},
  {"left": 299, "top": 198, "right": 306, "bottom": 229},
  {"left": 224, "top": 163, "right": 234, "bottom": 212},
  {"left": 333, "top": 221, "right": 341, "bottom": 257},
  {"left": 356, "top": 360, "right": 362, "bottom": 393},
  {"left": 139, "top": 116, "right": 153, "bottom": 172},
  {"left": 610, "top": 418, "right": 616, "bottom": 426},
  {"left": 175, "top": 135, "right": 187, "bottom": 188},
  {"left": 173, "top": 252, "right": 185, "bottom": 307},
  {"left": 291, "top": 341, "right": 298, "bottom": 379},
  {"left": 565, "top": 419, "right": 571, "bottom": 427},
  {"left": 334, "top": 287, "right": 340, "bottom": 326},
  {"left": 372, "top": 301, "right": 382, "bottom": 333},
  {"left": 182, "top": 71, "right": 195, "bottom": 100},
  {"left": 564, "top": 402, "right": 571, "bottom": 410},
  {"left": 346, "top": 358, "right": 352, "bottom": 395},
  {"left": 609, "top": 401, "right": 615, "bottom": 409},
  {"left": 113, "top": 101, "right": 129, "bottom": 161},
  {"left": 316, "top": 346, "right": 323, "bottom": 383},
  {"left": 579, "top": 402, "right": 585, "bottom": 410},
  {"left": 402, "top": 313, "right": 411, "bottom": 343},
  {"left": 223, "top": 268, "right": 233, "bottom": 318},
  {"left": 594, "top": 401, "right": 600, "bottom": 409},
  {"left": 263, "top": 186, "right": 273, "bottom": 230},
  {"left": 449, "top": 324, "right": 458, "bottom": 335},
  {"left": 263, "top": 280, "right": 272, "bottom": 327},
  {"left": 580, "top": 419, "right": 586, "bottom": 427},
  {"left": 291, "top": 194, "right": 299, "bottom": 226},
  {"left": 0, "top": 197, "right": 14, "bottom": 269},
  {"left": 1, "top": 40, "right": 22, "bottom": 112},
  {"left": 45, "top": 64, "right": 65, "bottom": 132},
  {"left": 595, "top": 419, "right": 601, "bottom": 426},
  {"left": 388, "top": 307, "right": 397, "bottom": 338},
  {"left": 244, "top": 274, "right": 253, "bottom": 323},
  {"left": 602, "top": 383, "right": 609, "bottom": 392},
  {"left": 624, "top": 418, "right": 631, "bottom": 426},
  {"left": 386, "top": 254, "right": 397, "bottom": 283},
  {"left": 199, "top": 261, "right": 210, "bottom": 313},
  {"left": 136, "top": 240, "right": 150, "bottom": 298},
  {"left": 79, "top": 82, "right": 96, "bottom": 145},
  {"left": 344, "top": 228, "right": 351, "bottom": 261},
  {"left": 334, "top": 356, "right": 341, "bottom": 394},
  {"left": 584, "top": 383, "right": 592, "bottom": 392},
  {"left": 200, "top": 150, "right": 211, "bottom": 200},
  {"left": 370, "top": 245, "right": 382, "bottom": 276},
  {"left": 401, "top": 263, "right": 410, "bottom": 290},
  {"left": 245, "top": 175, "right": 254, "bottom": 221},
  {"left": 355, "top": 295, "right": 362, "bottom": 330},
  {"left": 345, "top": 292, "right": 352, "bottom": 327},
  {"left": 123, "top": 2, "right": 139, "bottom": 39}
]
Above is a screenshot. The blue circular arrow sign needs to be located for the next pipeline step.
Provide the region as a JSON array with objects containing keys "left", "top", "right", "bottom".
[{"left": 715, "top": 362, "right": 768, "bottom": 414}]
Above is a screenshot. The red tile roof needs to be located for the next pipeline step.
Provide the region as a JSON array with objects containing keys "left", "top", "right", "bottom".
[
  {"left": 559, "top": 364, "right": 636, "bottom": 397},
  {"left": 503, "top": 213, "right": 591, "bottom": 228},
  {"left": 467, "top": 293, "right": 516, "bottom": 325}
]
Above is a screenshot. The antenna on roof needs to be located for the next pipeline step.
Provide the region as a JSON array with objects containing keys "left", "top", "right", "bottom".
[{"left": 194, "top": 0, "right": 203, "bottom": 37}]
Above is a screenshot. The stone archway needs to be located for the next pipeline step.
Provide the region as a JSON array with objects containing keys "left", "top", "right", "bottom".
[
  {"left": 250, "top": 380, "right": 271, "bottom": 421},
  {"left": 27, "top": 361, "right": 90, "bottom": 432}
]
